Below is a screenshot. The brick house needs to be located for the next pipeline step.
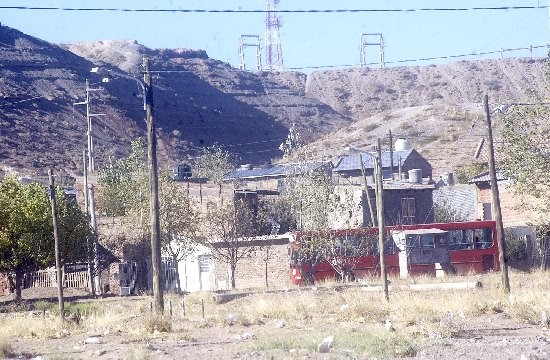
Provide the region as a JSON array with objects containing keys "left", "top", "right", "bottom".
[{"left": 468, "top": 171, "right": 544, "bottom": 227}]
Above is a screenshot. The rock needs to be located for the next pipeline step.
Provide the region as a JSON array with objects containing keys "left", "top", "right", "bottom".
[
  {"left": 226, "top": 313, "right": 237, "bottom": 325},
  {"left": 317, "top": 336, "right": 333, "bottom": 353},
  {"left": 385, "top": 319, "right": 394, "bottom": 332},
  {"left": 84, "top": 336, "right": 102, "bottom": 344},
  {"left": 340, "top": 304, "right": 350, "bottom": 312},
  {"left": 273, "top": 319, "right": 286, "bottom": 328}
]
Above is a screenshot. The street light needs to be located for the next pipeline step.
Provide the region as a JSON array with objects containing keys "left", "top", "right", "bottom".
[{"left": 91, "top": 58, "right": 164, "bottom": 314}]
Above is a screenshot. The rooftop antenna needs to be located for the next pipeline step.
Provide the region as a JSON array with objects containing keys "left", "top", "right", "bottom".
[
  {"left": 265, "top": 0, "right": 283, "bottom": 71},
  {"left": 238, "top": 35, "right": 262, "bottom": 71},
  {"left": 360, "top": 33, "right": 385, "bottom": 68}
]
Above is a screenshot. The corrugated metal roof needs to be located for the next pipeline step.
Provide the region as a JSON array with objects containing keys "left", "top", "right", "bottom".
[
  {"left": 333, "top": 149, "right": 414, "bottom": 172},
  {"left": 223, "top": 161, "right": 332, "bottom": 181},
  {"left": 468, "top": 170, "right": 508, "bottom": 183}
]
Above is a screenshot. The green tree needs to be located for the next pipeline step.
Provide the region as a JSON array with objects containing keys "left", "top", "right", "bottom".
[
  {"left": 282, "top": 160, "right": 357, "bottom": 283},
  {"left": 97, "top": 139, "right": 148, "bottom": 220},
  {"left": 499, "top": 104, "right": 550, "bottom": 218},
  {"left": 0, "top": 177, "right": 92, "bottom": 301},
  {"left": 193, "top": 144, "right": 236, "bottom": 197},
  {"left": 204, "top": 199, "right": 259, "bottom": 289}
]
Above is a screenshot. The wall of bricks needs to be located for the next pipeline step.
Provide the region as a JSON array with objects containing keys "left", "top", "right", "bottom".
[
  {"left": 477, "top": 186, "right": 542, "bottom": 227},
  {"left": 212, "top": 242, "right": 291, "bottom": 291}
]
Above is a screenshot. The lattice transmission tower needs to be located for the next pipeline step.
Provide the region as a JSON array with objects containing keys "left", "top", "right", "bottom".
[{"left": 264, "top": 0, "right": 283, "bottom": 71}]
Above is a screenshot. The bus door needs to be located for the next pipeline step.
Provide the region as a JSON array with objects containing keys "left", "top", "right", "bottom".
[{"left": 392, "top": 228, "right": 451, "bottom": 278}]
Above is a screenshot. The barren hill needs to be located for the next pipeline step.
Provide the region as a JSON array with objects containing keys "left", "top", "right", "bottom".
[
  {"left": 0, "top": 26, "right": 350, "bottom": 177},
  {"left": 301, "top": 58, "right": 549, "bottom": 175},
  {"left": 1, "top": 23, "right": 548, "bottom": 178}
]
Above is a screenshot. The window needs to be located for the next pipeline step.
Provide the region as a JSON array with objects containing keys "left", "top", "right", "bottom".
[{"left": 401, "top": 197, "right": 416, "bottom": 224}]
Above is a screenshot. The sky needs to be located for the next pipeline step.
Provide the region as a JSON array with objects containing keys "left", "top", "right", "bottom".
[{"left": 1, "top": 0, "right": 549, "bottom": 71}]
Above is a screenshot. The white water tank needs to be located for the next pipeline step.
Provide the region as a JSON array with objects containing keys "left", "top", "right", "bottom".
[
  {"left": 408, "top": 169, "right": 422, "bottom": 183},
  {"left": 395, "top": 138, "right": 412, "bottom": 151}
]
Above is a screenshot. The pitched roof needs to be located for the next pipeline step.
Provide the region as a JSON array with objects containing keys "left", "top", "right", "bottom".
[
  {"left": 223, "top": 161, "right": 332, "bottom": 181},
  {"left": 468, "top": 170, "right": 508, "bottom": 184},
  {"left": 333, "top": 149, "right": 414, "bottom": 172}
]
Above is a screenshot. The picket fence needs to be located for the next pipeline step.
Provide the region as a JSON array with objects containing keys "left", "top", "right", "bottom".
[{"left": 23, "top": 269, "right": 89, "bottom": 289}]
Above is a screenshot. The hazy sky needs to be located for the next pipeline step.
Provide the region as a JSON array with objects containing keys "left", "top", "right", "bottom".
[{"left": 1, "top": 0, "right": 549, "bottom": 71}]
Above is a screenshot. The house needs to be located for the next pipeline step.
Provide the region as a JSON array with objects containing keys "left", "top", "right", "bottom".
[
  {"left": 332, "top": 139, "right": 432, "bottom": 186},
  {"left": 223, "top": 161, "right": 333, "bottom": 194},
  {"left": 468, "top": 170, "right": 544, "bottom": 227},
  {"left": 332, "top": 177, "right": 436, "bottom": 228},
  {"left": 331, "top": 140, "right": 435, "bottom": 227},
  {"left": 469, "top": 170, "right": 550, "bottom": 268}
]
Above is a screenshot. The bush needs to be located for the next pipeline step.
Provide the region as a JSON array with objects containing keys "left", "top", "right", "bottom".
[
  {"left": 505, "top": 230, "right": 528, "bottom": 261},
  {"left": 144, "top": 315, "right": 172, "bottom": 333}
]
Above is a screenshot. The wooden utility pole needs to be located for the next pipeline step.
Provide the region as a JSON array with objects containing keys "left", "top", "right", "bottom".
[
  {"left": 82, "top": 150, "right": 95, "bottom": 296},
  {"left": 483, "top": 95, "right": 510, "bottom": 294},
  {"left": 375, "top": 139, "right": 389, "bottom": 301},
  {"left": 88, "top": 185, "right": 101, "bottom": 296},
  {"left": 48, "top": 169, "right": 65, "bottom": 322},
  {"left": 359, "top": 154, "right": 376, "bottom": 227},
  {"left": 389, "top": 130, "right": 394, "bottom": 177},
  {"left": 143, "top": 57, "right": 164, "bottom": 314}
]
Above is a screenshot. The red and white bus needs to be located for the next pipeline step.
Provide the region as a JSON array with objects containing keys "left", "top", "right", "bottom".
[{"left": 289, "top": 220, "right": 499, "bottom": 285}]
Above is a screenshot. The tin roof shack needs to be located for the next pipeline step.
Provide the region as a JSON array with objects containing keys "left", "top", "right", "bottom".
[
  {"left": 332, "top": 147, "right": 432, "bottom": 186},
  {"left": 224, "top": 161, "right": 333, "bottom": 194}
]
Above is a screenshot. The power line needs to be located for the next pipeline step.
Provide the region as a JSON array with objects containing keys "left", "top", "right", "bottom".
[
  {"left": 0, "top": 5, "right": 548, "bottom": 13},
  {"left": 286, "top": 44, "right": 549, "bottom": 70}
]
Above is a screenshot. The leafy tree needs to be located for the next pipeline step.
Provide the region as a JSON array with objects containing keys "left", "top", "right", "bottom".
[
  {"left": 257, "top": 196, "right": 296, "bottom": 235},
  {"left": 323, "top": 232, "right": 378, "bottom": 283},
  {"left": 193, "top": 144, "right": 236, "bottom": 197},
  {"left": 0, "top": 177, "right": 92, "bottom": 300},
  {"left": 97, "top": 139, "right": 148, "bottom": 220},
  {"left": 204, "top": 199, "right": 259, "bottom": 289},
  {"left": 454, "top": 161, "right": 488, "bottom": 184},
  {"left": 499, "top": 104, "right": 550, "bottom": 218},
  {"left": 282, "top": 158, "right": 358, "bottom": 283},
  {"left": 279, "top": 123, "right": 304, "bottom": 158}
]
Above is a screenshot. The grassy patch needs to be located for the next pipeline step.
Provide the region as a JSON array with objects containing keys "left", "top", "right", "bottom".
[
  {"left": 364, "top": 123, "right": 380, "bottom": 132},
  {"left": 0, "top": 336, "right": 14, "bottom": 359}
]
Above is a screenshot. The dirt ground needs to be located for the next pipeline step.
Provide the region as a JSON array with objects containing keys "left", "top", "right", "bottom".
[{"left": 1, "top": 287, "right": 549, "bottom": 360}]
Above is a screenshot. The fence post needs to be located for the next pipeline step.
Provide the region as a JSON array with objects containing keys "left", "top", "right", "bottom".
[
  {"left": 168, "top": 299, "right": 173, "bottom": 318},
  {"left": 181, "top": 300, "right": 185, "bottom": 318},
  {"left": 201, "top": 299, "right": 205, "bottom": 319}
]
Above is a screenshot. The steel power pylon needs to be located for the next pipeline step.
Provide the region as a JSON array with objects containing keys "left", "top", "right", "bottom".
[
  {"left": 360, "top": 33, "right": 385, "bottom": 68},
  {"left": 238, "top": 34, "right": 262, "bottom": 71},
  {"left": 264, "top": 0, "right": 283, "bottom": 71}
]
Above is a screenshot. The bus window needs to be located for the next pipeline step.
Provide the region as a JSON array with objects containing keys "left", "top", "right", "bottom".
[
  {"left": 406, "top": 235, "right": 420, "bottom": 248},
  {"left": 422, "top": 234, "right": 435, "bottom": 248},
  {"left": 474, "top": 228, "right": 493, "bottom": 249}
]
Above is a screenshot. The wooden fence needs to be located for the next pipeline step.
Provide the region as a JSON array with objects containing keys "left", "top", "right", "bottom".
[{"left": 23, "top": 269, "right": 89, "bottom": 289}]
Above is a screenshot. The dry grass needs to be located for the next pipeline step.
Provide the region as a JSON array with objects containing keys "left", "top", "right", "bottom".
[{"left": 0, "top": 270, "right": 548, "bottom": 358}]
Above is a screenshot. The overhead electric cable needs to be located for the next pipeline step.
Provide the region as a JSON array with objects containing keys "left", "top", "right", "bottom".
[{"left": 0, "top": 5, "right": 548, "bottom": 13}]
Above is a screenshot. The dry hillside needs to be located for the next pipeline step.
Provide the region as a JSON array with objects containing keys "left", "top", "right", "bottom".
[
  {"left": 1, "top": 23, "right": 548, "bottom": 178},
  {"left": 302, "top": 58, "right": 549, "bottom": 175}
]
